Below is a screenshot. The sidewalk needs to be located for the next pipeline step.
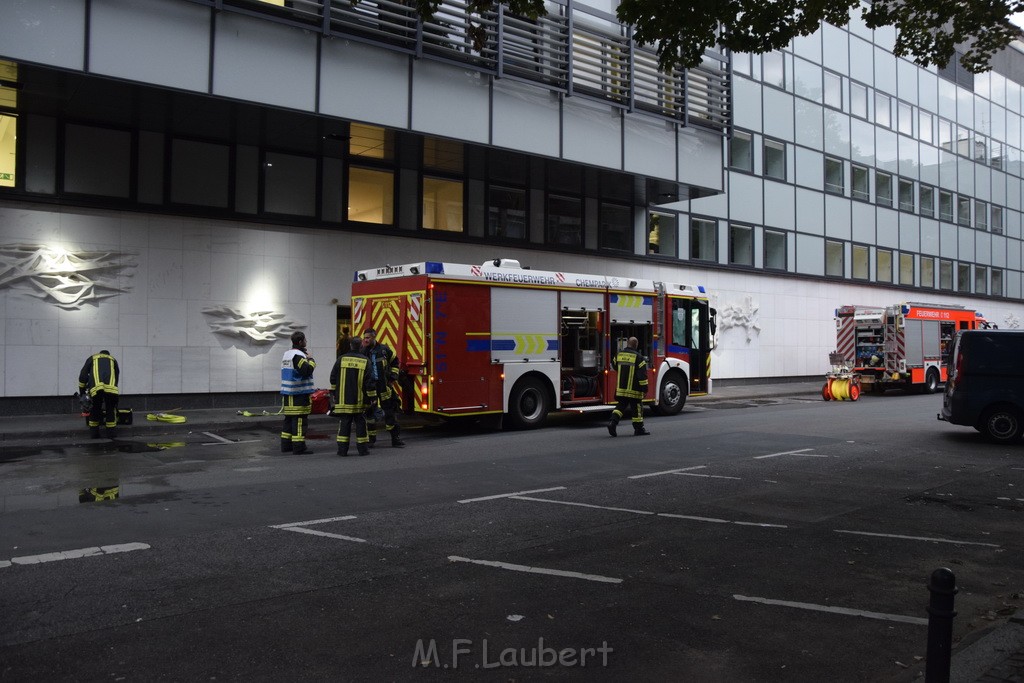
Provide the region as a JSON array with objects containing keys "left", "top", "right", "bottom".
[{"left": 1, "top": 379, "right": 1020, "bottom": 682}]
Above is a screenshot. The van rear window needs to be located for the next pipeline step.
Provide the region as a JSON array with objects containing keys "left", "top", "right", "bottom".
[{"left": 968, "top": 334, "right": 1024, "bottom": 373}]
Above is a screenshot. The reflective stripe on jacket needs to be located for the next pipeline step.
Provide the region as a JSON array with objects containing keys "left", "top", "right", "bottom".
[
  {"left": 330, "top": 352, "right": 377, "bottom": 414},
  {"left": 78, "top": 353, "right": 119, "bottom": 396},
  {"left": 281, "top": 349, "right": 316, "bottom": 395},
  {"left": 614, "top": 348, "right": 648, "bottom": 400}
]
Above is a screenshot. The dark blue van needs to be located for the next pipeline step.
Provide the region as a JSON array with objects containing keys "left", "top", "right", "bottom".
[{"left": 939, "top": 329, "right": 1024, "bottom": 443}]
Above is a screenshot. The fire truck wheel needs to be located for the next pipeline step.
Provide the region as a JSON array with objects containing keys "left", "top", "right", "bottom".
[
  {"left": 924, "top": 368, "right": 941, "bottom": 394},
  {"left": 505, "top": 377, "right": 550, "bottom": 430},
  {"left": 980, "top": 405, "right": 1024, "bottom": 444},
  {"left": 654, "top": 372, "right": 688, "bottom": 415}
]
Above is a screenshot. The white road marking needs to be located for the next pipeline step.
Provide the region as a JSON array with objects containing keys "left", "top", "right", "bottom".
[
  {"left": 279, "top": 527, "right": 366, "bottom": 544},
  {"left": 448, "top": 555, "right": 623, "bottom": 584},
  {"left": 733, "top": 594, "right": 927, "bottom": 625},
  {"left": 753, "top": 448, "right": 818, "bottom": 460},
  {"left": 203, "top": 431, "right": 232, "bottom": 443},
  {"left": 510, "top": 496, "right": 655, "bottom": 515},
  {"left": 234, "top": 467, "right": 270, "bottom": 473},
  {"left": 628, "top": 466, "right": 707, "bottom": 479},
  {"left": 834, "top": 529, "right": 1000, "bottom": 548},
  {"left": 659, "top": 513, "right": 788, "bottom": 528},
  {"left": 1, "top": 542, "right": 150, "bottom": 568},
  {"left": 672, "top": 472, "right": 742, "bottom": 480},
  {"left": 203, "top": 439, "right": 261, "bottom": 446},
  {"left": 271, "top": 515, "right": 357, "bottom": 529},
  {"left": 997, "top": 497, "right": 1024, "bottom": 502},
  {"left": 457, "top": 486, "right": 566, "bottom": 504}
]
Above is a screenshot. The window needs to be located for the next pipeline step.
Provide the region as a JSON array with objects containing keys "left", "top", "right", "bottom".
[
  {"left": 956, "top": 126, "right": 970, "bottom": 156},
  {"left": 65, "top": 124, "right": 131, "bottom": 198},
  {"left": 938, "top": 119, "right": 953, "bottom": 152},
  {"left": 763, "top": 51, "right": 784, "bottom": 88},
  {"left": 423, "top": 137, "right": 463, "bottom": 172},
  {"left": 957, "top": 195, "right": 971, "bottom": 226},
  {"left": 0, "top": 113, "right": 14, "bottom": 188},
  {"left": 991, "top": 140, "right": 1004, "bottom": 169},
  {"left": 957, "top": 263, "right": 971, "bottom": 292},
  {"left": 348, "top": 167, "right": 395, "bottom": 224},
  {"left": 690, "top": 218, "right": 717, "bottom": 261},
  {"left": 899, "top": 253, "right": 914, "bottom": 285},
  {"left": 975, "top": 265, "right": 988, "bottom": 294},
  {"left": 350, "top": 123, "right": 394, "bottom": 160},
  {"left": 763, "top": 139, "right": 786, "bottom": 180},
  {"left": 824, "top": 71, "right": 842, "bottom": 109},
  {"left": 974, "top": 135, "right": 988, "bottom": 164},
  {"left": 264, "top": 152, "right": 316, "bottom": 216},
  {"left": 875, "top": 170, "right": 893, "bottom": 207},
  {"left": 919, "top": 185, "right": 935, "bottom": 218},
  {"left": 992, "top": 206, "right": 1003, "bottom": 234},
  {"left": 992, "top": 268, "right": 1003, "bottom": 296},
  {"left": 422, "top": 177, "right": 463, "bottom": 232},
  {"left": 547, "top": 195, "right": 582, "bottom": 246},
  {"left": 918, "top": 111, "right": 933, "bottom": 144},
  {"left": 876, "top": 248, "right": 893, "bottom": 283},
  {"left": 733, "top": 53, "right": 752, "bottom": 76},
  {"left": 730, "top": 131, "right": 753, "bottom": 171},
  {"left": 764, "top": 230, "right": 786, "bottom": 270},
  {"left": 851, "top": 164, "right": 869, "bottom": 200},
  {"left": 600, "top": 202, "right": 632, "bottom": 251},
  {"left": 875, "top": 92, "right": 891, "bottom": 128},
  {"left": 898, "top": 178, "right": 914, "bottom": 212},
  {"left": 939, "top": 190, "right": 954, "bottom": 221},
  {"left": 825, "top": 240, "right": 844, "bottom": 277},
  {"left": 487, "top": 186, "right": 527, "bottom": 239},
  {"left": 850, "top": 83, "right": 868, "bottom": 118},
  {"left": 939, "top": 259, "right": 953, "bottom": 289},
  {"left": 170, "top": 139, "right": 229, "bottom": 208},
  {"left": 897, "top": 101, "right": 913, "bottom": 136},
  {"left": 921, "top": 256, "right": 935, "bottom": 288},
  {"left": 729, "top": 224, "right": 754, "bottom": 266},
  {"left": 825, "top": 157, "right": 844, "bottom": 194},
  {"left": 975, "top": 200, "right": 988, "bottom": 231},
  {"left": 852, "top": 244, "right": 869, "bottom": 279},
  {"left": 648, "top": 212, "right": 677, "bottom": 256}
]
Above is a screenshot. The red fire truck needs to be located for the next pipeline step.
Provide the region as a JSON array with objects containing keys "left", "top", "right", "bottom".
[
  {"left": 834, "top": 302, "right": 985, "bottom": 393},
  {"left": 351, "top": 259, "right": 717, "bottom": 428}
]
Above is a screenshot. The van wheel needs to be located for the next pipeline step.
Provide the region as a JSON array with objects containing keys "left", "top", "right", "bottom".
[
  {"left": 654, "top": 372, "right": 687, "bottom": 415},
  {"left": 980, "top": 406, "right": 1024, "bottom": 444},
  {"left": 504, "top": 377, "right": 549, "bottom": 430},
  {"left": 924, "top": 368, "right": 940, "bottom": 394}
]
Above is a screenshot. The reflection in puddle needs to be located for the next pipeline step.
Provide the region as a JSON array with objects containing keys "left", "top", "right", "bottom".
[
  {"left": 147, "top": 442, "right": 187, "bottom": 450},
  {"left": 79, "top": 484, "right": 120, "bottom": 503}
]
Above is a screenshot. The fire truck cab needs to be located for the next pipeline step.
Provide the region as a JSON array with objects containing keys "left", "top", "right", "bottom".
[
  {"left": 351, "top": 259, "right": 717, "bottom": 429},
  {"left": 834, "top": 302, "right": 982, "bottom": 393}
]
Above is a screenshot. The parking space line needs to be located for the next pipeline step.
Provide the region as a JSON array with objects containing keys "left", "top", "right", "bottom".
[
  {"left": 203, "top": 432, "right": 232, "bottom": 443},
  {"left": 279, "top": 526, "right": 367, "bottom": 544},
  {"left": 271, "top": 515, "right": 357, "bottom": 529},
  {"left": 448, "top": 555, "right": 623, "bottom": 584},
  {"left": 457, "top": 487, "right": 566, "bottom": 504},
  {"left": 834, "top": 529, "right": 1000, "bottom": 548},
  {"left": 733, "top": 594, "right": 927, "bottom": 625},
  {"left": 753, "top": 448, "right": 818, "bottom": 459},
  {"left": 203, "top": 439, "right": 262, "bottom": 446},
  {"left": 628, "top": 466, "right": 707, "bottom": 479},
  {"left": 659, "top": 513, "right": 788, "bottom": 528},
  {"left": 509, "top": 496, "right": 655, "bottom": 515},
  {"left": 1, "top": 542, "right": 150, "bottom": 568},
  {"left": 672, "top": 472, "right": 741, "bottom": 480},
  {"left": 997, "top": 497, "right": 1024, "bottom": 502}
]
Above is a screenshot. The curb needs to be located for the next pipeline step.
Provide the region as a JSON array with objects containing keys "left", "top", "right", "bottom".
[{"left": 949, "top": 611, "right": 1024, "bottom": 682}]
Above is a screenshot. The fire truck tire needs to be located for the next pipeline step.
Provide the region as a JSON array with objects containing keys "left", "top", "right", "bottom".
[
  {"left": 653, "top": 372, "right": 687, "bottom": 415},
  {"left": 980, "top": 405, "right": 1024, "bottom": 444},
  {"left": 924, "top": 368, "right": 941, "bottom": 394},
  {"left": 505, "top": 377, "right": 550, "bottom": 430}
]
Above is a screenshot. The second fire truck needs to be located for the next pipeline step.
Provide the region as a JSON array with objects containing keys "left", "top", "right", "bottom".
[
  {"left": 834, "top": 302, "right": 987, "bottom": 393},
  {"left": 351, "top": 259, "right": 717, "bottom": 428}
]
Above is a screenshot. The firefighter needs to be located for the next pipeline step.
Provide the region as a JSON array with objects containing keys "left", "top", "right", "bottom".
[
  {"left": 330, "top": 337, "right": 377, "bottom": 457},
  {"left": 608, "top": 336, "right": 650, "bottom": 437},
  {"left": 78, "top": 349, "right": 120, "bottom": 439},
  {"left": 280, "top": 330, "right": 317, "bottom": 454},
  {"left": 361, "top": 327, "right": 406, "bottom": 448}
]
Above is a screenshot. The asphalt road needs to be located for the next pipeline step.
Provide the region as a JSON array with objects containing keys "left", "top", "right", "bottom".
[{"left": 1, "top": 392, "right": 1022, "bottom": 681}]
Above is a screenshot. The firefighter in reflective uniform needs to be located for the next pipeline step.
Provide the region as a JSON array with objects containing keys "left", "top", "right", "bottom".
[
  {"left": 330, "top": 337, "right": 377, "bottom": 457},
  {"left": 607, "top": 336, "right": 651, "bottom": 437},
  {"left": 362, "top": 327, "right": 406, "bottom": 448},
  {"left": 280, "top": 331, "right": 317, "bottom": 454},
  {"left": 78, "top": 349, "right": 120, "bottom": 439}
]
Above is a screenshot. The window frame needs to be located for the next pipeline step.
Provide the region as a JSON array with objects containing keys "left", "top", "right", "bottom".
[
  {"left": 875, "top": 170, "right": 893, "bottom": 207},
  {"left": 824, "top": 156, "right": 844, "bottom": 195}
]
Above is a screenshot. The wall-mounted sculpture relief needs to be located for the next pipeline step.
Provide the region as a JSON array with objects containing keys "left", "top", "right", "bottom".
[
  {"left": 1005, "top": 313, "right": 1020, "bottom": 329},
  {"left": 717, "top": 295, "right": 761, "bottom": 342},
  {"left": 202, "top": 305, "right": 305, "bottom": 343},
  {"left": 0, "top": 243, "right": 134, "bottom": 309}
]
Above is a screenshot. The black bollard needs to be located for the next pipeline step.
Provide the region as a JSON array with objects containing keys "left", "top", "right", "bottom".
[{"left": 925, "top": 567, "right": 957, "bottom": 683}]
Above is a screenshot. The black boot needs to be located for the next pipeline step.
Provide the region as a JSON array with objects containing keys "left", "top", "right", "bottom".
[
  {"left": 293, "top": 442, "right": 310, "bottom": 455},
  {"left": 89, "top": 426, "right": 101, "bottom": 439},
  {"left": 105, "top": 428, "right": 117, "bottom": 439},
  {"left": 390, "top": 426, "right": 405, "bottom": 448},
  {"left": 281, "top": 438, "right": 293, "bottom": 453},
  {"left": 337, "top": 444, "right": 349, "bottom": 457},
  {"left": 368, "top": 434, "right": 377, "bottom": 448},
  {"left": 357, "top": 445, "right": 370, "bottom": 456},
  {"left": 633, "top": 425, "right": 650, "bottom": 436},
  {"left": 607, "top": 418, "right": 618, "bottom": 437}
]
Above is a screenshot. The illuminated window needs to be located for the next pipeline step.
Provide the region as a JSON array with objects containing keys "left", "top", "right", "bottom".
[
  {"left": 349, "top": 123, "right": 393, "bottom": 160},
  {"left": 422, "top": 176, "right": 463, "bottom": 232},
  {"left": 348, "top": 167, "right": 394, "bottom": 224}
]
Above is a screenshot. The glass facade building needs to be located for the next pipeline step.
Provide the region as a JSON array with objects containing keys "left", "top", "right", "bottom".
[{"left": 0, "top": 0, "right": 1020, "bottom": 399}]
